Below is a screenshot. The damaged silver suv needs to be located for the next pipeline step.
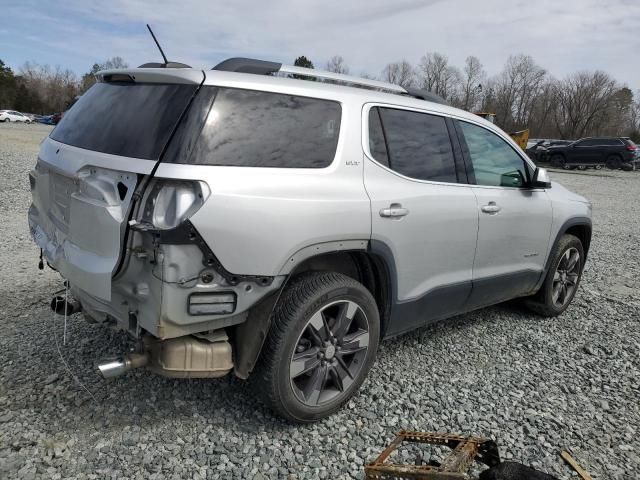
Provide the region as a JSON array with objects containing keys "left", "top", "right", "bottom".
[{"left": 29, "top": 58, "right": 592, "bottom": 422}]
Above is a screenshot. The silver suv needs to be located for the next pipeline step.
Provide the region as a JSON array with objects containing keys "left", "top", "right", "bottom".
[{"left": 28, "top": 58, "right": 592, "bottom": 422}]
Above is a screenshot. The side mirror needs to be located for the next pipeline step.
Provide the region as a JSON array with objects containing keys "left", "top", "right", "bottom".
[{"left": 532, "top": 167, "right": 551, "bottom": 188}]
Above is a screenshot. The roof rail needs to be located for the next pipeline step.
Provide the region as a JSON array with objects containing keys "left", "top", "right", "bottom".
[
  {"left": 213, "top": 57, "right": 281, "bottom": 75},
  {"left": 404, "top": 87, "right": 448, "bottom": 105},
  {"left": 211, "top": 57, "right": 447, "bottom": 104},
  {"left": 278, "top": 65, "right": 407, "bottom": 93},
  {"left": 212, "top": 57, "right": 405, "bottom": 93}
]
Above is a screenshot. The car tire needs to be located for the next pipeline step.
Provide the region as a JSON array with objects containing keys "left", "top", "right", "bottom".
[
  {"left": 523, "top": 234, "right": 584, "bottom": 317},
  {"left": 606, "top": 155, "right": 622, "bottom": 169},
  {"left": 550, "top": 154, "right": 564, "bottom": 168},
  {"left": 577, "top": 165, "right": 587, "bottom": 170},
  {"left": 253, "top": 271, "right": 380, "bottom": 423},
  {"left": 594, "top": 164, "right": 603, "bottom": 170}
]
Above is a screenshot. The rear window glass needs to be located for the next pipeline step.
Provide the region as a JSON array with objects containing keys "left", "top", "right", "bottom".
[
  {"left": 181, "top": 87, "right": 341, "bottom": 168},
  {"left": 50, "top": 82, "right": 197, "bottom": 160}
]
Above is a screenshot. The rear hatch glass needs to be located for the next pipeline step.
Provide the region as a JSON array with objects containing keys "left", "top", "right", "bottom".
[{"left": 51, "top": 82, "right": 197, "bottom": 159}]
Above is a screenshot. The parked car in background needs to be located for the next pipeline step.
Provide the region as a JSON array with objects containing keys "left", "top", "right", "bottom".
[
  {"left": 546, "top": 137, "right": 637, "bottom": 170},
  {"left": 37, "top": 113, "right": 63, "bottom": 125},
  {"left": 527, "top": 139, "right": 573, "bottom": 162},
  {"left": 0, "top": 110, "right": 32, "bottom": 123}
]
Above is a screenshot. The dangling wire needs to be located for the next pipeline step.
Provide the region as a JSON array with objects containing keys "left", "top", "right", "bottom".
[
  {"left": 63, "top": 284, "right": 68, "bottom": 345},
  {"left": 51, "top": 298, "right": 98, "bottom": 404}
]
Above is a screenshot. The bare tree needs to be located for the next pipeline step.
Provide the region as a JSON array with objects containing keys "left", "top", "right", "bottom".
[
  {"left": 381, "top": 60, "right": 415, "bottom": 88},
  {"left": 461, "top": 56, "right": 485, "bottom": 111},
  {"left": 18, "top": 62, "right": 79, "bottom": 113},
  {"left": 553, "top": 71, "right": 618, "bottom": 139},
  {"left": 326, "top": 56, "right": 349, "bottom": 75},
  {"left": 490, "top": 54, "right": 547, "bottom": 131},
  {"left": 417, "top": 53, "right": 462, "bottom": 104}
]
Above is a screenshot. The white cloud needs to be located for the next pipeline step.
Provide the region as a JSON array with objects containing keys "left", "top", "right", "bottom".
[{"left": 3, "top": 0, "right": 639, "bottom": 88}]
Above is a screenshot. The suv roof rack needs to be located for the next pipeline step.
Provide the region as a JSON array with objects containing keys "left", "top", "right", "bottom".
[{"left": 212, "top": 57, "right": 447, "bottom": 104}]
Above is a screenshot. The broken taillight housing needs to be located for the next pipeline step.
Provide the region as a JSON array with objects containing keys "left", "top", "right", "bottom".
[{"left": 142, "top": 179, "right": 210, "bottom": 230}]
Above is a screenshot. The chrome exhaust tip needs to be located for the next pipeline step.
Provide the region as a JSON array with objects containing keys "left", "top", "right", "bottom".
[{"left": 97, "top": 353, "right": 148, "bottom": 378}]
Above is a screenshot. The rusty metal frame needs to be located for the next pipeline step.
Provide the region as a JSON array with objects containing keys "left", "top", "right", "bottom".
[{"left": 365, "top": 431, "right": 501, "bottom": 479}]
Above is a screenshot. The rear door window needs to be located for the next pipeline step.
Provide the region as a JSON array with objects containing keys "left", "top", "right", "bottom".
[
  {"left": 51, "top": 82, "right": 197, "bottom": 159},
  {"left": 374, "top": 107, "right": 457, "bottom": 182},
  {"left": 183, "top": 87, "right": 341, "bottom": 168}
]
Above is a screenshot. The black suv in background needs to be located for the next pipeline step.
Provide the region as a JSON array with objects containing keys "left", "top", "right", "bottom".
[{"left": 546, "top": 137, "right": 637, "bottom": 170}]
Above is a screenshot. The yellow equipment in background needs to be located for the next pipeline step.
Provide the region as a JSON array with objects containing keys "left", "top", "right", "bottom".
[{"left": 474, "top": 112, "right": 530, "bottom": 150}]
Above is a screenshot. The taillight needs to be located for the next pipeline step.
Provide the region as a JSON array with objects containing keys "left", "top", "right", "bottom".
[
  {"left": 141, "top": 179, "right": 210, "bottom": 230},
  {"left": 627, "top": 145, "right": 637, "bottom": 151}
]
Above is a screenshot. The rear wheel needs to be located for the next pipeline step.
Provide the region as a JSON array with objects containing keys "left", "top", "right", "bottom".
[
  {"left": 577, "top": 165, "right": 587, "bottom": 170},
  {"left": 606, "top": 155, "right": 622, "bottom": 169},
  {"left": 524, "top": 234, "right": 584, "bottom": 317},
  {"left": 253, "top": 272, "right": 380, "bottom": 422},
  {"left": 594, "top": 164, "right": 603, "bottom": 170}
]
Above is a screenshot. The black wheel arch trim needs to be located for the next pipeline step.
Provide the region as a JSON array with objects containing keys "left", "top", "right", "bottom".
[{"left": 533, "top": 216, "right": 592, "bottom": 292}]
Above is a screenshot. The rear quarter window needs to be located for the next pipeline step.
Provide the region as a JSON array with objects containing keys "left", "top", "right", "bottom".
[{"left": 181, "top": 87, "right": 341, "bottom": 168}]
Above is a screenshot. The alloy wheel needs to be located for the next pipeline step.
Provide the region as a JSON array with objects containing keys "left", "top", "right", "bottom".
[
  {"left": 552, "top": 247, "right": 581, "bottom": 308},
  {"left": 289, "top": 300, "right": 370, "bottom": 407}
]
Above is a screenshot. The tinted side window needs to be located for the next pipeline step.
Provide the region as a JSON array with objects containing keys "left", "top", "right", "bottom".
[
  {"left": 186, "top": 88, "right": 341, "bottom": 168},
  {"left": 368, "top": 107, "right": 389, "bottom": 167},
  {"left": 377, "top": 107, "right": 457, "bottom": 182},
  {"left": 601, "top": 138, "right": 622, "bottom": 146},
  {"left": 459, "top": 121, "right": 528, "bottom": 188},
  {"left": 576, "top": 139, "right": 596, "bottom": 147}
]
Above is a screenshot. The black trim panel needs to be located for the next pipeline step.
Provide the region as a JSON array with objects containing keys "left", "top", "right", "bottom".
[
  {"left": 387, "top": 281, "right": 472, "bottom": 337},
  {"left": 465, "top": 269, "right": 541, "bottom": 311}
]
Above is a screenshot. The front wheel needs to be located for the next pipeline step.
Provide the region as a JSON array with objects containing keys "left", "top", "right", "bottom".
[
  {"left": 253, "top": 272, "right": 380, "bottom": 422},
  {"left": 523, "top": 234, "right": 584, "bottom": 317}
]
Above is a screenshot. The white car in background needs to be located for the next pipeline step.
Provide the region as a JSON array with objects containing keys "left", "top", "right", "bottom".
[{"left": 0, "top": 110, "right": 32, "bottom": 123}]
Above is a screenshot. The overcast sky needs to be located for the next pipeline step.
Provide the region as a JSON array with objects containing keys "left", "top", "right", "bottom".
[{"left": 2, "top": 0, "right": 639, "bottom": 89}]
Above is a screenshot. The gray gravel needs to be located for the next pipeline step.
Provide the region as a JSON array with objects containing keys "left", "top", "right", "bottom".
[{"left": 1, "top": 122, "right": 639, "bottom": 479}]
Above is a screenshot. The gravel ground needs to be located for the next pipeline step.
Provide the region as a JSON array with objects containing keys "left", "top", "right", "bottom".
[{"left": 1, "top": 122, "right": 639, "bottom": 479}]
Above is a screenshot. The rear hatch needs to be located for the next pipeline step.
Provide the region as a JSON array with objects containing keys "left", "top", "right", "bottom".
[{"left": 28, "top": 69, "right": 203, "bottom": 300}]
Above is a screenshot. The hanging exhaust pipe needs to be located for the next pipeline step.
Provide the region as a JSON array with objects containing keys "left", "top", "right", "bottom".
[
  {"left": 97, "top": 353, "right": 149, "bottom": 378},
  {"left": 50, "top": 295, "right": 82, "bottom": 316}
]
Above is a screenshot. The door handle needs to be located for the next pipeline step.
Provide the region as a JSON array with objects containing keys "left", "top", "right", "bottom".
[
  {"left": 481, "top": 202, "right": 501, "bottom": 214},
  {"left": 380, "top": 203, "right": 409, "bottom": 218}
]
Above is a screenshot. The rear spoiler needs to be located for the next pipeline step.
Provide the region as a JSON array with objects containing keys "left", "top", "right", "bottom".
[{"left": 95, "top": 68, "right": 205, "bottom": 85}]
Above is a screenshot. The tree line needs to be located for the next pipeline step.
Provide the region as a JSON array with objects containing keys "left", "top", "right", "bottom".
[
  {"left": 332, "top": 53, "right": 639, "bottom": 141},
  {"left": 1, "top": 53, "right": 638, "bottom": 141},
  {"left": 0, "top": 57, "right": 128, "bottom": 115}
]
